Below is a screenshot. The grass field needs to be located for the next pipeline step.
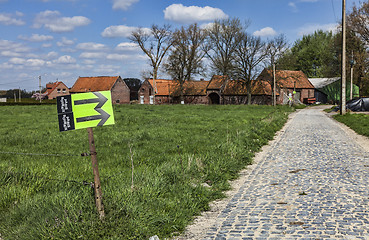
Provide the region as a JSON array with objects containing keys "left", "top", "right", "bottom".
[
  {"left": 333, "top": 113, "right": 369, "bottom": 137},
  {"left": 0, "top": 104, "right": 293, "bottom": 239}
]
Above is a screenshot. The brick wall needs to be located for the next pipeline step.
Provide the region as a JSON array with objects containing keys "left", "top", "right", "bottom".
[
  {"left": 48, "top": 83, "right": 70, "bottom": 99},
  {"left": 111, "top": 79, "right": 130, "bottom": 104}
]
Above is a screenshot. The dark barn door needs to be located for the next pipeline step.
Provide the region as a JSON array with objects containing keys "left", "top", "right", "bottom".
[{"left": 209, "top": 93, "right": 220, "bottom": 104}]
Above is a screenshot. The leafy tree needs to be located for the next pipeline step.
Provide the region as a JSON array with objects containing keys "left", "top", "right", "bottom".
[
  {"left": 164, "top": 23, "right": 206, "bottom": 102},
  {"left": 278, "top": 30, "right": 335, "bottom": 78}
]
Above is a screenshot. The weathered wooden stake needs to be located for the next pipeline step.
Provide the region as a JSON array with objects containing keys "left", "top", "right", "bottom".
[{"left": 87, "top": 127, "right": 105, "bottom": 220}]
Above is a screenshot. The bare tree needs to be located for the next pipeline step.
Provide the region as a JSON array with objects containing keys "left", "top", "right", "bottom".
[
  {"left": 264, "top": 34, "right": 289, "bottom": 104},
  {"left": 266, "top": 34, "right": 289, "bottom": 67},
  {"left": 203, "top": 18, "right": 246, "bottom": 77},
  {"left": 234, "top": 33, "right": 268, "bottom": 105},
  {"left": 130, "top": 24, "right": 173, "bottom": 80},
  {"left": 164, "top": 23, "right": 206, "bottom": 102},
  {"left": 348, "top": 2, "right": 369, "bottom": 45}
]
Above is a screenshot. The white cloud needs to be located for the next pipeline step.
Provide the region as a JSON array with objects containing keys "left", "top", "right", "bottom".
[
  {"left": 164, "top": 4, "right": 228, "bottom": 24},
  {"left": 57, "top": 37, "right": 75, "bottom": 47},
  {"left": 253, "top": 27, "right": 277, "bottom": 37},
  {"left": 33, "top": 10, "right": 91, "bottom": 32},
  {"left": 53, "top": 55, "right": 76, "bottom": 64},
  {"left": 1, "top": 50, "right": 21, "bottom": 57},
  {"left": 83, "top": 59, "right": 96, "bottom": 64},
  {"left": 76, "top": 42, "right": 108, "bottom": 51},
  {"left": 112, "top": 0, "right": 139, "bottom": 10},
  {"left": 102, "top": 25, "right": 144, "bottom": 38},
  {"left": 26, "top": 59, "right": 46, "bottom": 67},
  {"left": 0, "top": 12, "right": 25, "bottom": 26},
  {"left": 45, "top": 51, "right": 58, "bottom": 59},
  {"left": 18, "top": 34, "right": 54, "bottom": 42},
  {"left": 9, "top": 57, "right": 26, "bottom": 65},
  {"left": 79, "top": 52, "right": 107, "bottom": 59},
  {"left": 298, "top": 23, "right": 338, "bottom": 36},
  {"left": 0, "top": 39, "right": 30, "bottom": 54},
  {"left": 289, "top": 0, "right": 318, "bottom": 12},
  {"left": 42, "top": 43, "right": 52, "bottom": 48},
  {"left": 288, "top": 2, "right": 297, "bottom": 12},
  {"left": 115, "top": 42, "right": 139, "bottom": 51}
]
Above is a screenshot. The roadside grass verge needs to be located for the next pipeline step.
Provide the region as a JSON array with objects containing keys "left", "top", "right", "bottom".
[
  {"left": 0, "top": 104, "right": 293, "bottom": 239},
  {"left": 333, "top": 113, "right": 369, "bottom": 137}
]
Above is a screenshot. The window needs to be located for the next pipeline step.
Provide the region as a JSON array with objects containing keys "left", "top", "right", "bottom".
[
  {"left": 62, "top": 89, "right": 66, "bottom": 93},
  {"left": 57, "top": 88, "right": 61, "bottom": 93},
  {"left": 116, "top": 99, "right": 120, "bottom": 103}
]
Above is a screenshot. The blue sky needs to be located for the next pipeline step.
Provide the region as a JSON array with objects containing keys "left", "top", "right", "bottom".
[{"left": 0, "top": 0, "right": 361, "bottom": 91}]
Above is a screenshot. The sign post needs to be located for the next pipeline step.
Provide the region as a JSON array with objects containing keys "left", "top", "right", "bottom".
[
  {"left": 57, "top": 91, "right": 114, "bottom": 219},
  {"left": 87, "top": 127, "right": 105, "bottom": 219}
]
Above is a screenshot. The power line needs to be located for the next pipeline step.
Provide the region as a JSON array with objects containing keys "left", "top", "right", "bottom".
[{"left": 331, "top": 0, "right": 338, "bottom": 22}]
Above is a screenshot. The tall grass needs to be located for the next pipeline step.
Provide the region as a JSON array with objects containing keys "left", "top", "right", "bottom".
[{"left": 0, "top": 104, "right": 292, "bottom": 239}]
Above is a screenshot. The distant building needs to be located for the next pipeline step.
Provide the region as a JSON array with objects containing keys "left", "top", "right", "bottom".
[
  {"left": 139, "top": 79, "right": 209, "bottom": 104},
  {"left": 44, "top": 81, "right": 70, "bottom": 100},
  {"left": 70, "top": 76, "right": 130, "bottom": 104},
  {"left": 137, "top": 69, "right": 316, "bottom": 105},
  {"left": 256, "top": 69, "right": 315, "bottom": 104},
  {"left": 309, "top": 77, "right": 360, "bottom": 104}
]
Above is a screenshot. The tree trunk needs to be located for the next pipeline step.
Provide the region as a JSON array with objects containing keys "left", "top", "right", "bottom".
[{"left": 246, "top": 80, "right": 252, "bottom": 105}]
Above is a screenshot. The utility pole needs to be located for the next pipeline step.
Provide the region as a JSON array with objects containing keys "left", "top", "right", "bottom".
[
  {"left": 341, "top": 0, "right": 347, "bottom": 114},
  {"left": 273, "top": 64, "right": 276, "bottom": 106},
  {"left": 39, "top": 75, "right": 42, "bottom": 103},
  {"left": 19, "top": 87, "right": 21, "bottom": 102}
]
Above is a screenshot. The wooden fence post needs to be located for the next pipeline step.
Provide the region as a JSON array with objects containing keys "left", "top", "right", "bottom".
[{"left": 87, "top": 127, "right": 105, "bottom": 220}]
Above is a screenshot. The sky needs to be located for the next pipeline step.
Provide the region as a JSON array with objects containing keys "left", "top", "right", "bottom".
[{"left": 0, "top": 0, "right": 362, "bottom": 91}]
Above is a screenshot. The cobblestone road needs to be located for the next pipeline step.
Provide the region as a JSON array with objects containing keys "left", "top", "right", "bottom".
[{"left": 203, "top": 108, "right": 369, "bottom": 240}]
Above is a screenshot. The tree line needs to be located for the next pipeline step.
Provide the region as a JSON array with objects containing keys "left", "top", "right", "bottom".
[
  {"left": 131, "top": 2, "right": 369, "bottom": 100},
  {"left": 130, "top": 18, "right": 287, "bottom": 104}
]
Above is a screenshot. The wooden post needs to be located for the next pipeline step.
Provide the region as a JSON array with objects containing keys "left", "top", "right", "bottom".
[
  {"left": 87, "top": 127, "right": 105, "bottom": 220},
  {"left": 341, "top": 0, "right": 347, "bottom": 114}
]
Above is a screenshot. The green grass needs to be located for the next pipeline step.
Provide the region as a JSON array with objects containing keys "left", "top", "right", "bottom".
[
  {"left": 333, "top": 113, "right": 369, "bottom": 137},
  {"left": 0, "top": 104, "right": 293, "bottom": 239}
]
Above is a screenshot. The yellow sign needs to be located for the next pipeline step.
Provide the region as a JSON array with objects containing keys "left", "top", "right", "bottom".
[{"left": 57, "top": 91, "right": 115, "bottom": 132}]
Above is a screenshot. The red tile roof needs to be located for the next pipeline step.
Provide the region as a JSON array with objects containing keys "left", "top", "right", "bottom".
[
  {"left": 70, "top": 76, "right": 121, "bottom": 93},
  {"left": 257, "top": 69, "right": 314, "bottom": 89},
  {"left": 44, "top": 81, "right": 70, "bottom": 95},
  {"left": 252, "top": 80, "right": 279, "bottom": 96},
  {"left": 223, "top": 80, "right": 280, "bottom": 96},
  {"left": 44, "top": 81, "right": 63, "bottom": 95},
  {"left": 207, "top": 75, "right": 228, "bottom": 89}
]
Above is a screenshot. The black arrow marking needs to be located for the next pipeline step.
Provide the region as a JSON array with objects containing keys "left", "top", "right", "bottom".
[{"left": 74, "top": 92, "right": 110, "bottom": 126}]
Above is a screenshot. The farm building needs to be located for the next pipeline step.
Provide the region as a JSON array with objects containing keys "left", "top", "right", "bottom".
[
  {"left": 309, "top": 77, "right": 360, "bottom": 104},
  {"left": 139, "top": 79, "right": 209, "bottom": 104},
  {"left": 70, "top": 76, "right": 130, "bottom": 104},
  {"left": 138, "top": 69, "right": 316, "bottom": 105},
  {"left": 256, "top": 69, "right": 315, "bottom": 104},
  {"left": 44, "top": 81, "right": 70, "bottom": 100}
]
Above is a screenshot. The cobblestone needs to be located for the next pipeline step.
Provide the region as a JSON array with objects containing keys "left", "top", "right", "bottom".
[{"left": 202, "top": 108, "right": 369, "bottom": 239}]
